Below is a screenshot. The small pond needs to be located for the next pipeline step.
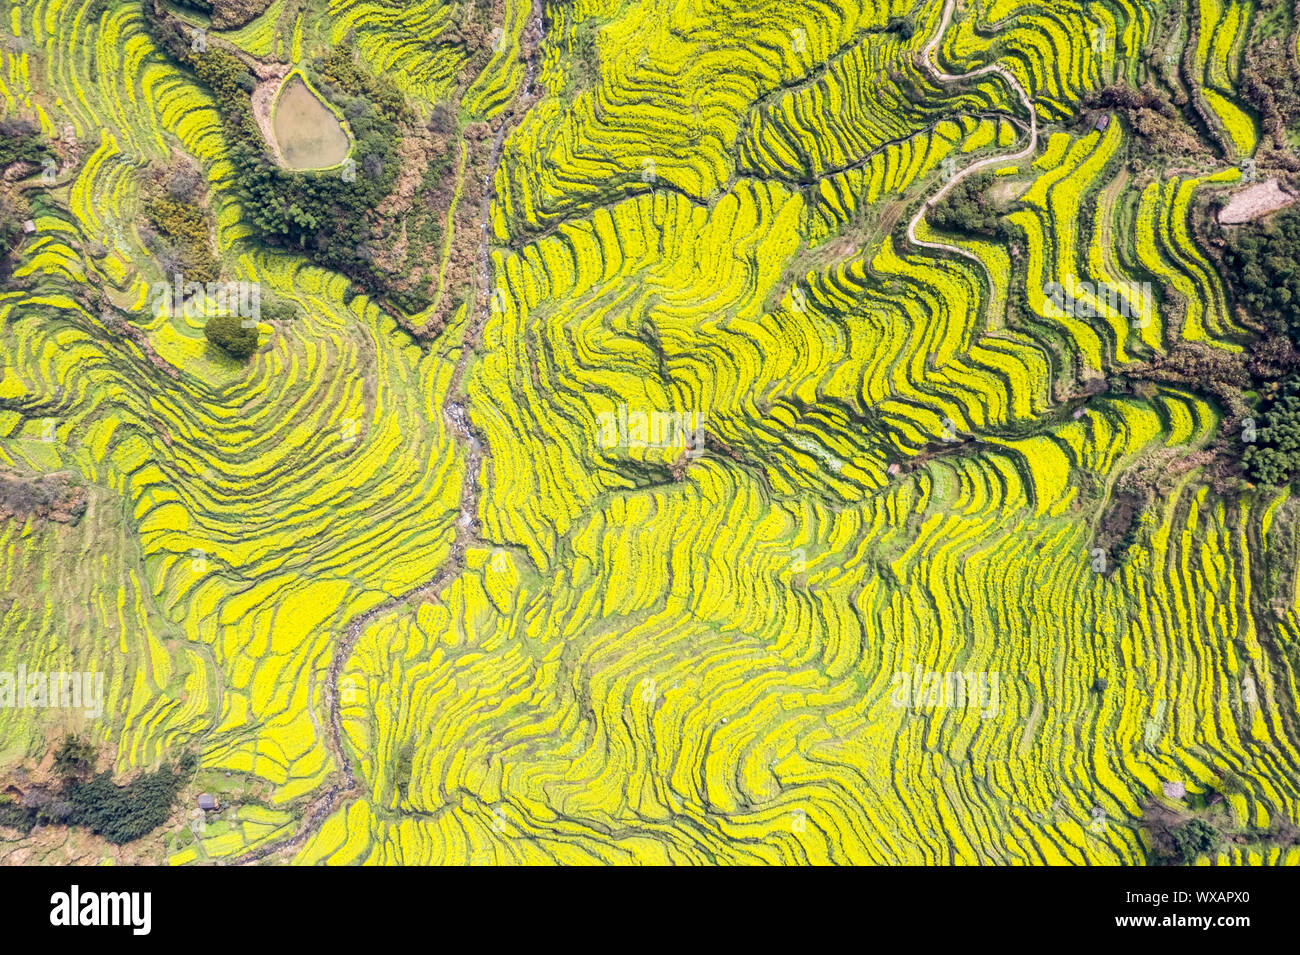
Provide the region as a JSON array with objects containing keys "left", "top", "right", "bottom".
[{"left": 271, "top": 75, "right": 350, "bottom": 170}]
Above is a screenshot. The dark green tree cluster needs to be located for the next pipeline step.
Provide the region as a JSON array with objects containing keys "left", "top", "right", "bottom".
[
  {"left": 0, "top": 117, "right": 49, "bottom": 168},
  {"left": 1170, "top": 818, "right": 1220, "bottom": 865},
  {"left": 1223, "top": 206, "right": 1300, "bottom": 337},
  {"left": 886, "top": 16, "right": 915, "bottom": 39},
  {"left": 52, "top": 734, "right": 96, "bottom": 777},
  {"left": 204, "top": 312, "right": 259, "bottom": 359},
  {"left": 142, "top": 6, "right": 428, "bottom": 311},
  {"left": 62, "top": 756, "right": 195, "bottom": 845},
  {"left": 0, "top": 735, "right": 196, "bottom": 844},
  {"left": 0, "top": 796, "right": 34, "bottom": 832},
  {"left": 258, "top": 294, "right": 300, "bottom": 325},
  {"left": 928, "top": 172, "right": 1006, "bottom": 238},
  {"left": 1225, "top": 208, "right": 1300, "bottom": 484},
  {"left": 1244, "top": 376, "right": 1300, "bottom": 484}
]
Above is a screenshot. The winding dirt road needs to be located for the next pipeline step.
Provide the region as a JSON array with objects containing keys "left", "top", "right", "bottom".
[{"left": 906, "top": 0, "right": 1038, "bottom": 280}]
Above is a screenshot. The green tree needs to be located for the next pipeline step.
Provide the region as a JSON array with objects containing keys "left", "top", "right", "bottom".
[
  {"left": 886, "top": 16, "right": 915, "bottom": 39},
  {"left": 53, "top": 734, "right": 96, "bottom": 778},
  {"left": 1223, "top": 206, "right": 1300, "bottom": 337},
  {"left": 259, "top": 295, "right": 300, "bottom": 324},
  {"left": 204, "top": 313, "right": 259, "bottom": 359},
  {"left": 0, "top": 118, "right": 49, "bottom": 168},
  {"left": 929, "top": 172, "right": 1006, "bottom": 238},
  {"left": 1170, "top": 818, "right": 1220, "bottom": 864},
  {"left": 63, "top": 752, "right": 196, "bottom": 845},
  {"left": 1245, "top": 376, "right": 1300, "bottom": 484}
]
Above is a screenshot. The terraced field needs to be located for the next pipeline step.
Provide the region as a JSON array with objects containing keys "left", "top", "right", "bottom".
[{"left": 1, "top": 0, "right": 1299, "bottom": 866}]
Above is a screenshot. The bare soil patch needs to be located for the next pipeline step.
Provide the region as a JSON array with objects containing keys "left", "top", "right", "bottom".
[{"left": 1219, "top": 178, "right": 1297, "bottom": 225}]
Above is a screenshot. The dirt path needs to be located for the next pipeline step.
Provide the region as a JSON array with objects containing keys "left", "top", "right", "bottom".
[
  {"left": 249, "top": 65, "right": 292, "bottom": 167},
  {"left": 234, "top": 0, "right": 548, "bottom": 866},
  {"left": 905, "top": 0, "right": 1039, "bottom": 288}
]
